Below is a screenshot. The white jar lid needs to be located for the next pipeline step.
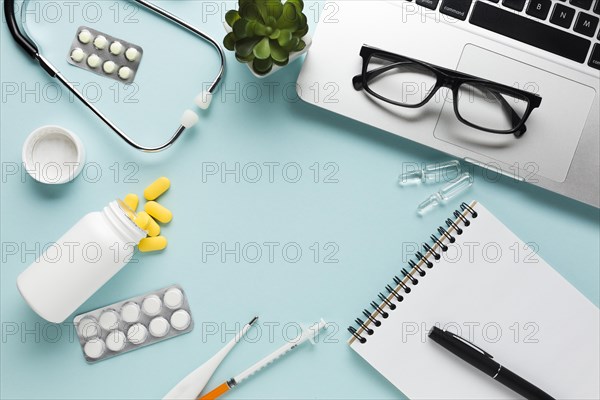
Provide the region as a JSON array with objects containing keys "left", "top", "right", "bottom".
[{"left": 22, "top": 125, "right": 85, "bottom": 184}]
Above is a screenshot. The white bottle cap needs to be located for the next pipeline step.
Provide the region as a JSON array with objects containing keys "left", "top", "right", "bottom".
[{"left": 22, "top": 125, "right": 85, "bottom": 184}]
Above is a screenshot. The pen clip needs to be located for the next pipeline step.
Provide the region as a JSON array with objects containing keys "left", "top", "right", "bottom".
[{"left": 447, "top": 331, "right": 493, "bottom": 359}]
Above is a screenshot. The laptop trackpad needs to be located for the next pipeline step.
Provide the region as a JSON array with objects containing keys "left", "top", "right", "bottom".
[{"left": 433, "top": 44, "right": 595, "bottom": 183}]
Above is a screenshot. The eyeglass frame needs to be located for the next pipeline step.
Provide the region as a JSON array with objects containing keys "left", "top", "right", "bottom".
[{"left": 352, "top": 45, "right": 542, "bottom": 137}]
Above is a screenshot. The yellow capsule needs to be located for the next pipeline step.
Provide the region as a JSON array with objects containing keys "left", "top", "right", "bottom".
[
  {"left": 144, "top": 177, "right": 170, "bottom": 201},
  {"left": 146, "top": 216, "right": 161, "bottom": 237},
  {"left": 134, "top": 211, "right": 151, "bottom": 230},
  {"left": 138, "top": 236, "right": 168, "bottom": 252},
  {"left": 124, "top": 193, "right": 139, "bottom": 212},
  {"left": 145, "top": 201, "right": 172, "bottom": 223}
]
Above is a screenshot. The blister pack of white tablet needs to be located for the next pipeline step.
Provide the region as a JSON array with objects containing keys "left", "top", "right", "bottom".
[
  {"left": 73, "top": 284, "right": 193, "bottom": 363},
  {"left": 67, "top": 26, "right": 143, "bottom": 83}
]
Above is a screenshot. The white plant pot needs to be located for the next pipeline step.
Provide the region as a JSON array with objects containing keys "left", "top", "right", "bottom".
[{"left": 224, "top": 22, "right": 311, "bottom": 78}]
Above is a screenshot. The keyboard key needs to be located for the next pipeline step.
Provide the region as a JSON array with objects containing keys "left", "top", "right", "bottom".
[
  {"left": 550, "top": 3, "right": 576, "bottom": 27},
  {"left": 589, "top": 43, "right": 600, "bottom": 69},
  {"left": 527, "top": 0, "right": 552, "bottom": 18},
  {"left": 594, "top": 0, "right": 600, "bottom": 14},
  {"left": 570, "top": 0, "right": 593, "bottom": 9},
  {"left": 574, "top": 12, "right": 599, "bottom": 35},
  {"left": 487, "top": 0, "right": 499, "bottom": 2},
  {"left": 503, "top": 0, "right": 526, "bottom": 10},
  {"left": 440, "top": 0, "right": 473, "bottom": 20},
  {"left": 417, "top": 0, "right": 440, "bottom": 9},
  {"left": 469, "top": 1, "right": 591, "bottom": 63}
]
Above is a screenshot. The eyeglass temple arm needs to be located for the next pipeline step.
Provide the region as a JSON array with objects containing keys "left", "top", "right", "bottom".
[{"left": 353, "top": 62, "right": 526, "bottom": 137}]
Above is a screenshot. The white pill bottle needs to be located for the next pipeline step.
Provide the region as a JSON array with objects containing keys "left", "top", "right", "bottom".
[{"left": 17, "top": 200, "right": 146, "bottom": 323}]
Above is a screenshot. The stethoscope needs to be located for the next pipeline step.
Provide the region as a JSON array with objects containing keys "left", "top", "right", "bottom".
[{"left": 4, "top": 0, "right": 225, "bottom": 152}]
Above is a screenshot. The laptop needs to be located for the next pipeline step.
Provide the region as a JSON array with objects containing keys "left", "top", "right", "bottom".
[{"left": 297, "top": 0, "right": 600, "bottom": 208}]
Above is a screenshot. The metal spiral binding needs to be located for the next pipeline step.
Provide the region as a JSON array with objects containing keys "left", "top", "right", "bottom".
[{"left": 347, "top": 202, "right": 478, "bottom": 344}]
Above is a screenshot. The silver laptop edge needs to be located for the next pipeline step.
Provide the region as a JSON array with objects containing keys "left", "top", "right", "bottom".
[{"left": 297, "top": 1, "right": 600, "bottom": 208}]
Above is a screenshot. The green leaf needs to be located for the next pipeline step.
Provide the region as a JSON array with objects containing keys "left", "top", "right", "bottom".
[
  {"left": 270, "top": 40, "right": 289, "bottom": 65},
  {"left": 282, "top": 36, "right": 299, "bottom": 52},
  {"left": 295, "top": 24, "right": 308, "bottom": 38},
  {"left": 253, "top": 22, "right": 271, "bottom": 36},
  {"left": 286, "top": 0, "right": 304, "bottom": 13},
  {"left": 236, "top": 53, "right": 255, "bottom": 63},
  {"left": 225, "top": 10, "right": 240, "bottom": 27},
  {"left": 253, "top": 57, "right": 273, "bottom": 74},
  {"left": 265, "top": 15, "right": 278, "bottom": 27},
  {"left": 294, "top": 39, "right": 306, "bottom": 52},
  {"left": 277, "top": 29, "right": 292, "bottom": 46},
  {"left": 253, "top": 37, "right": 271, "bottom": 60},
  {"left": 223, "top": 32, "right": 236, "bottom": 51},
  {"left": 235, "top": 37, "right": 261, "bottom": 57},
  {"left": 233, "top": 19, "right": 250, "bottom": 39},
  {"left": 239, "top": 2, "right": 263, "bottom": 22},
  {"left": 254, "top": 0, "right": 283, "bottom": 21},
  {"left": 295, "top": 14, "right": 308, "bottom": 37},
  {"left": 269, "top": 28, "right": 281, "bottom": 39},
  {"left": 266, "top": 1, "right": 284, "bottom": 19},
  {"left": 276, "top": 2, "right": 299, "bottom": 29}
]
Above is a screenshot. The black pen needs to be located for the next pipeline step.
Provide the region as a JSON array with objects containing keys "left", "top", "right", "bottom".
[{"left": 428, "top": 326, "right": 555, "bottom": 400}]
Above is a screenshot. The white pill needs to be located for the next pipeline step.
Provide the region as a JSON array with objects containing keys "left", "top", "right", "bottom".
[
  {"left": 78, "top": 29, "right": 92, "bottom": 44},
  {"left": 77, "top": 317, "right": 99, "bottom": 339},
  {"left": 93, "top": 35, "right": 108, "bottom": 50},
  {"left": 125, "top": 47, "right": 139, "bottom": 62},
  {"left": 103, "top": 61, "right": 116, "bottom": 74},
  {"left": 118, "top": 66, "right": 132, "bottom": 80},
  {"left": 142, "top": 295, "right": 162, "bottom": 316},
  {"left": 127, "top": 323, "right": 148, "bottom": 345},
  {"left": 163, "top": 288, "right": 183, "bottom": 309},
  {"left": 121, "top": 302, "right": 141, "bottom": 323},
  {"left": 170, "top": 310, "right": 191, "bottom": 331},
  {"left": 149, "top": 317, "right": 170, "bottom": 337},
  {"left": 99, "top": 310, "right": 119, "bottom": 330},
  {"left": 84, "top": 338, "right": 105, "bottom": 359},
  {"left": 70, "top": 48, "right": 85, "bottom": 63},
  {"left": 87, "top": 54, "right": 101, "bottom": 68},
  {"left": 109, "top": 41, "right": 124, "bottom": 55},
  {"left": 106, "top": 330, "right": 127, "bottom": 352}
]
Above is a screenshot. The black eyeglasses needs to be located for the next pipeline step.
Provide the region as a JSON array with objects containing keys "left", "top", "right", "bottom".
[{"left": 353, "top": 45, "right": 542, "bottom": 137}]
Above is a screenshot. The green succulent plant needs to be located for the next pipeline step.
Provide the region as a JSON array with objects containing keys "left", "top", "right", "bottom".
[{"left": 224, "top": 0, "right": 309, "bottom": 75}]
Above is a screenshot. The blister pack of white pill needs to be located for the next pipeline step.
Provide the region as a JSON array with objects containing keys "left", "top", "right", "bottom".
[
  {"left": 73, "top": 284, "right": 193, "bottom": 363},
  {"left": 67, "top": 26, "right": 143, "bottom": 84}
]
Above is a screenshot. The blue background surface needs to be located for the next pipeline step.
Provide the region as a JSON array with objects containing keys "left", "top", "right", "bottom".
[{"left": 1, "top": 1, "right": 598, "bottom": 399}]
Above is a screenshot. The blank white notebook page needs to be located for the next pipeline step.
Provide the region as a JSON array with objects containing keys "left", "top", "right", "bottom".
[{"left": 349, "top": 202, "right": 599, "bottom": 399}]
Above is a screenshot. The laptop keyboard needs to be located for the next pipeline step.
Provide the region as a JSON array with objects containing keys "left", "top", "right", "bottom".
[{"left": 409, "top": 0, "right": 600, "bottom": 70}]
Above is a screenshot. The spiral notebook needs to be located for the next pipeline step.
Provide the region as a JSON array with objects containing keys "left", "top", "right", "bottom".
[{"left": 348, "top": 201, "right": 599, "bottom": 399}]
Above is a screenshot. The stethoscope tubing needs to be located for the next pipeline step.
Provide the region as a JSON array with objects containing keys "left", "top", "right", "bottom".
[{"left": 4, "top": 0, "right": 225, "bottom": 152}]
